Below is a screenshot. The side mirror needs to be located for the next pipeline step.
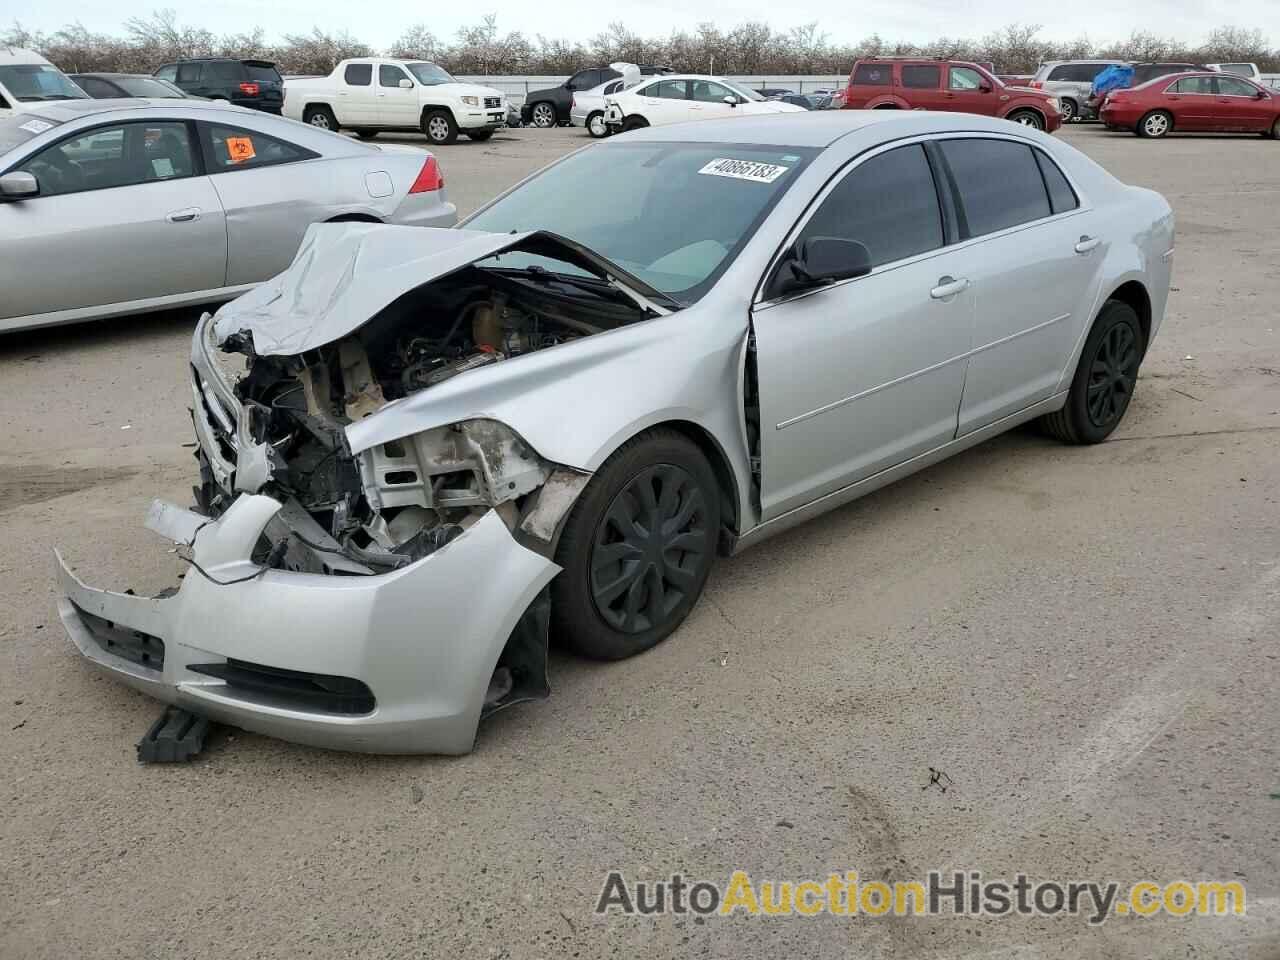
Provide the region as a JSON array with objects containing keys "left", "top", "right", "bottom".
[
  {"left": 1256, "top": 89, "right": 1269, "bottom": 99},
  {"left": 0, "top": 171, "right": 38, "bottom": 200},
  {"left": 723, "top": 95, "right": 739, "bottom": 107},
  {"left": 773, "top": 236, "right": 872, "bottom": 296},
  {"left": 978, "top": 82, "right": 993, "bottom": 92},
  {"left": 398, "top": 78, "right": 412, "bottom": 89}
]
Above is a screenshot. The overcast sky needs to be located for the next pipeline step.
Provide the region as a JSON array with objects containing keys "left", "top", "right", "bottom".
[{"left": 8, "top": 1, "right": 1272, "bottom": 52}]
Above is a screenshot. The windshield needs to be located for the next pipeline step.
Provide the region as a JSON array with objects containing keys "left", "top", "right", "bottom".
[
  {"left": 464, "top": 141, "right": 816, "bottom": 304},
  {"left": 116, "top": 77, "right": 185, "bottom": 98},
  {"left": 0, "top": 113, "right": 60, "bottom": 153},
  {"left": 721, "top": 80, "right": 765, "bottom": 102},
  {"left": 245, "top": 63, "right": 281, "bottom": 82},
  {"left": 407, "top": 62, "right": 456, "bottom": 86},
  {"left": 0, "top": 65, "right": 88, "bottom": 102}
]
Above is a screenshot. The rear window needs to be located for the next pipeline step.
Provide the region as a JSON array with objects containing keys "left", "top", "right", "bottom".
[
  {"left": 852, "top": 64, "right": 891, "bottom": 86},
  {"left": 244, "top": 62, "right": 280, "bottom": 82},
  {"left": 1033, "top": 150, "right": 1078, "bottom": 214},
  {"left": 902, "top": 65, "right": 941, "bottom": 89},
  {"left": 117, "top": 77, "right": 186, "bottom": 98},
  {"left": 344, "top": 64, "right": 372, "bottom": 86},
  {"left": 176, "top": 63, "right": 202, "bottom": 83},
  {"left": 940, "top": 138, "right": 1051, "bottom": 237}
]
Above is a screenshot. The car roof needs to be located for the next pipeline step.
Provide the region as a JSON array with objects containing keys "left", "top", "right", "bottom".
[
  {"left": 618, "top": 109, "right": 1037, "bottom": 148},
  {"left": 0, "top": 47, "right": 52, "bottom": 65},
  {"left": 70, "top": 73, "right": 153, "bottom": 79},
  {"left": 17, "top": 98, "right": 259, "bottom": 122}
]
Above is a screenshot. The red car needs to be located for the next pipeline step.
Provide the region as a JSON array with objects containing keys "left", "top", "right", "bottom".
[
  {"left": 1100, "top": 71, "right": 1280, "bottom": 138},
  {"left": 842, "top": 58, "right": 1062, "bottom": 132}
]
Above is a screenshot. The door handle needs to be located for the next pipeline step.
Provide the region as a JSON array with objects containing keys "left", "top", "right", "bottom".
[
  {"left": 930, "top": 276, "right": 969, "bottom": 300},
  {"left": 166, "top": 207, "right": 200, "bottom": 223},
  {"left": 1074, "top": 235, "right": 1101, "bottom": 254}
]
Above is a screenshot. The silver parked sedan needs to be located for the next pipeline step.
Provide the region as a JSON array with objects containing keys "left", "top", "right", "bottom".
[
  {"left": 0, "top": 99, "right": 455, "bottom": 333},
  {"left": 56, "top": 111, "right": 1173, "bottom": 754}
]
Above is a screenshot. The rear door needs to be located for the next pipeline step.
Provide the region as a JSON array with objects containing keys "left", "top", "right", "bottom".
[
  {"left": 935, "top": 137, "right": 1103, "bottom": 433},
  {"left": 900, "top": 63, "right": 946, "bottom": 110},
  {"left": 377, "top": 62, "right": 418, "bottom": 127},
  {"left": 0, "top": 119, "right": 226, "bottom": 320},
  {"left": 1214, "top": 76, "right": 1273, "bottom": 130},
  {"left": 1166, "top": 76, "right": 1216, "bottom": 129},
  {"left": 197, "top": 119, "right": 327, "bottom": 284},
  {"left": 752, "top": 142, "right": 972, "bottom": 517},
  {"left": 637, "top": 79, "right": 691, "bottom": 124},
  {"left": 338, "top": 62, "right": 378, "bottom": 124},
  {"left": 945, "top": 65, "right": 997, "bottom": 115}
]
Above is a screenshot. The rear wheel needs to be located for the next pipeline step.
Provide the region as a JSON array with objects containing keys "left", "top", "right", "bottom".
[
  {"left": 303, "top": 106, "right": 338, "bottom": 131},
  {"left": 422, "top": 109, "right": 458, "bottom": 145},
  {"left": 1040, "top": 300, "right": 1144, "bottom": 444},
  {"left": 1266, "top": 116, "right": 1280, "bottom": 140},
  {"left": 1059, "top": 98, "right": 1078, "bottom": 123},
  {"left": 552, "top": 429, "right": 719, "bottom": 661},
  {"left": 586, "top": 111, "right": 608, "bottom": 138},
  {"left": 530, "top": 102, "right": 556, "bottom": 128},
  {"left": 620, "top": 115, "right": 649, "bottom": 133},
  {"left": 1007, "top": 108, "right": 1045, "bottom": 130},
  {"left": 1137, "top": 110, "right": 1172, "bottom": 138}
]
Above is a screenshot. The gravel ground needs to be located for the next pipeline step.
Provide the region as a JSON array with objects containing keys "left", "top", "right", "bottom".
[{"left": 1, "top": 124, "right": 1277, "bottom": 959}]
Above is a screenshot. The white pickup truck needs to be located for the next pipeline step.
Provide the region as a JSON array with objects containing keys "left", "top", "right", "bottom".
[{"left": 284, "top": 58, "right": 506, "bottom": 145}]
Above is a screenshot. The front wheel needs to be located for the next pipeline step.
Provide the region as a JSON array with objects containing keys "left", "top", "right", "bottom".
[
  {"left": 1007, "top": 108, "right": 1045, "bottom": 130},
  {"left": 1137, "top": 110, "right": 1172, "bottom": 138},
  {"left": 422, "top": 109, "right": 458, "bottom": 145},
  {"left": 586, "top": 111, "right": 608, "bottom": 138},
  {"left": 1039, "top": 300, "right": 1144, "bottom": 444},
  {"left": 529, "top": 102, "right": 556, "bottom": 128},
  {"left": 552, "top": 429, "right": 720, "bottom": 661}
]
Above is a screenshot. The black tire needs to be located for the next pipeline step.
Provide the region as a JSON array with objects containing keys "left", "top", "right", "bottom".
[
  {"left": 466, "top": 129, "right": 494, "bottom": 141},
  {"left": 1007, "top": 108, "right": 1045, "bottom": 130},
  {"left": 1137, "top": 110, "right": 1172, "bottom": 138},
  {"left": 586, "top": 111, "right": 608, "bottom": 138},
  {"left": 1040, "top": 300, "right": 1144, "bottom": 444},
  {"left": 620, "top": 115, "right": 649, "bottom": 133},
  {"left": 529, "top": 101, "right": 557, "bottom": 128},
  {"left": 353, "top": 128, "right": 378, "bottom": 140},
  {"left": 552, "top": 429, "right": 720, "bottom": 661},
  {"left": 1266, "top": 116, "right": 1280, "bottom": 140},
  {"left": 1059, "top": 98, "right": 1077, "bottom": 123},
  {"left": 421, "top": 109, "right": 458, "bottom": 145},
  {"left": 303, "top": 105, "right": 338, "bottom": 131}
]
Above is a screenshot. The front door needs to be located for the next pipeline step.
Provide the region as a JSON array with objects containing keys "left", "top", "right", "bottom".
[
  {"left": 752, "top": 142, "right": 972, "bottom": 518},
  {"left": 376, "top": 63, "right": 419, "bottom": 127},
  {"left": 687, "top": 79, "right": 739, "bottom": 121},
  {"left": 932, "top": 136, "right": 1103, "bottom": 433},
  {"left": 945, "top": 66, "right": 997, "bottom": 116},
  {"left": 1213, "top": 76, "right": 1274, "bottom": 131},
  {"left": 0, "top": 119, "right": 226, "bottom": 323}
]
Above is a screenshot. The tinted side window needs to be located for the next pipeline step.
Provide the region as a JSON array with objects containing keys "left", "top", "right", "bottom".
[
  {"left": 801, "top": 144, "right": 943, "bottom": 269},
  {"left": 1218, "top": 77, "right": 1258, "bottom": 96},
  {"left": 79, "top": 78, "right": 118, "bottom": 98},
  {"left": 209, "top": 62, "right": 240, "bottom": 82},
  {"left": 380, "top": 65, "right": 409, "bottom": 87},
  {"left": 651, "top": 80, "right": 688, "bottom": 99},
  {"left": 155, "top": 65, "right": 178, "bottom": 82},
  {"left": 1048, "top": 65, "right": 1073, "bottom": 81},
  {"left": 950, "top": 67, "right": 985, "bottom": 90},
  {"left": 902, "top": 65, "right": 941, "bottom": 89},
  {"left": 344, "top": 63, "right": 372, "bottom": 86},
  {"left": 176, "top": 63, "right": 202, "bottom": 83},
  {"left": 1172, "top": 76, "right": 1214, "bottom": 94},
  {"left": 203, "top": 123, "right": 316, "bottom": 172},
  {"left": 941, "top": 139, "right": 1051, "bottom": 237},
  {"left": 852, "top": 64, "right": 891, "bottom": 85},
  {"left": 690, "top": 80, "right": 731, "bottom": 102},
  {"left": 18, "top": 121, "right": 195, "bottom": 196},
  {"left": 1034, "top": 150, "right": 1078, "bottom": 214}
]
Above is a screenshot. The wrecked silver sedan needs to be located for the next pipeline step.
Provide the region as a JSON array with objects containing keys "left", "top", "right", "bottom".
[{"left": 56, "top": 112, "right": 1172, "bottom": 753}]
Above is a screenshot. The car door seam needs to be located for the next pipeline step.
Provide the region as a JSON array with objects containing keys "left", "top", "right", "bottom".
[{"left": 775, "top": 312, "right": 1071, "bottom": 431}]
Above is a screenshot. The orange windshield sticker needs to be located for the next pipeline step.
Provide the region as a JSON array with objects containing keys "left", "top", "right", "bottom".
[{"left": 225, "top": 136, "right": 256, "bottom": 163}]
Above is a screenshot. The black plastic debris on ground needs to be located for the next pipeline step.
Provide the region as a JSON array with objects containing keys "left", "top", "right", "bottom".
[{"left": 137, "top": 706, "right": 211, "bottom": 763}]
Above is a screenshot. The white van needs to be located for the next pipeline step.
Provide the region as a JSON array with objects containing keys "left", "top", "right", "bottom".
[{"left": 0, "top": 49, "right": 88, "bottom": 119}]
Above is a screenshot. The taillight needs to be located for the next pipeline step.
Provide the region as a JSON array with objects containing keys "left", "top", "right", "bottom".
[
  {"left": 408, "top": 156, "right": 444, "bottom": 194},
  {"left": 239, "top": 81, "right": 260, "bottom": 96},
  {"left": 1028, "top": 80, "right": 1043, "bottom": 88}
]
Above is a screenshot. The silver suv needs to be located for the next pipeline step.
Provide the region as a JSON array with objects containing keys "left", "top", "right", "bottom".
[{"left": 1030, "top": 60, "right": 1125, "bottom": 122}]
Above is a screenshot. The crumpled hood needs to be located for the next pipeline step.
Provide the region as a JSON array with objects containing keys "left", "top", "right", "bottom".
[{"left": 212, "top": 222, "right": 672, "bottom": 356}]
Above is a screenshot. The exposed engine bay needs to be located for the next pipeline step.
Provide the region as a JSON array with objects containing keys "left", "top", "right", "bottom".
[{"left": 198, "top": 261, "right": 649, "bottom": 579}]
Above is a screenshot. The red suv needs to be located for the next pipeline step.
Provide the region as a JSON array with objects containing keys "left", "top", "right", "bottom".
[{"left": 843, "top": 59, "right": 1062, "bottom": 132}]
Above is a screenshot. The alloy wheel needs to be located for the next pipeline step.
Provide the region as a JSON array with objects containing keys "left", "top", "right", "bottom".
[
  {"left": 590, "top": 464, "right": 709, "bottom": 635},
  {"left": 1144, "top": 113, "right": 1170, "bottom": 137},
  {"left": 1087, "top": 321, "right": 1140, "bottom": 428},
  {"left": 1060, "top": 99, "right": 1076, "bottom": 122},
  {"left": 588, "top": 113, "right": 606, "bottom": 137},
  {"left": 309, "top": 113, "right": 331, "bottom": 129},
  {"left": 1013, "top": 111, "right": 1043, "bottom": 129},
  {"left": 428, "top": 116, "right": 449, "bottom": 142},
  {"left": 532, "top": 103, "right": 555, "bottom": 127}
]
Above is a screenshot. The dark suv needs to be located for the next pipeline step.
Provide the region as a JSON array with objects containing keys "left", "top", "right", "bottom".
[
  {"left": 521, "top": 64, "right": 671, "bottom": 127},
  {"left": 154, "top": 58, "right": 283, "bottom": 114}
]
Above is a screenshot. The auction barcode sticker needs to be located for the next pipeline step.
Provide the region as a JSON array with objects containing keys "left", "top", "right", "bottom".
[{"left": 698, "top": 158, "right": 789, "bottom": 184}]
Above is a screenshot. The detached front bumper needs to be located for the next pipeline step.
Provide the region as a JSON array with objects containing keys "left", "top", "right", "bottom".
[{"left": 56, "top": 496, "right": 559, "bottom": 754}]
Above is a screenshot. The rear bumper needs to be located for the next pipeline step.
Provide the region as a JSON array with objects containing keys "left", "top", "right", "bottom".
[
  {"left": 56, "top": 496, "right": 559, "bottom": 754},
  {"left": 389, "top": 188, "right": 458, "bottom": 229}
]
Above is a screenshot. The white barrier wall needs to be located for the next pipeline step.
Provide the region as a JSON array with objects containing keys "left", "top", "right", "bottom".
[{"left": 458, "top": 75, "right": 849, "bottom": 103}]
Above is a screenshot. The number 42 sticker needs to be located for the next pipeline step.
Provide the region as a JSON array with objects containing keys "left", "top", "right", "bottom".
[{"left": 225, "top": 136, "right": 256, "bottom": 163}]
